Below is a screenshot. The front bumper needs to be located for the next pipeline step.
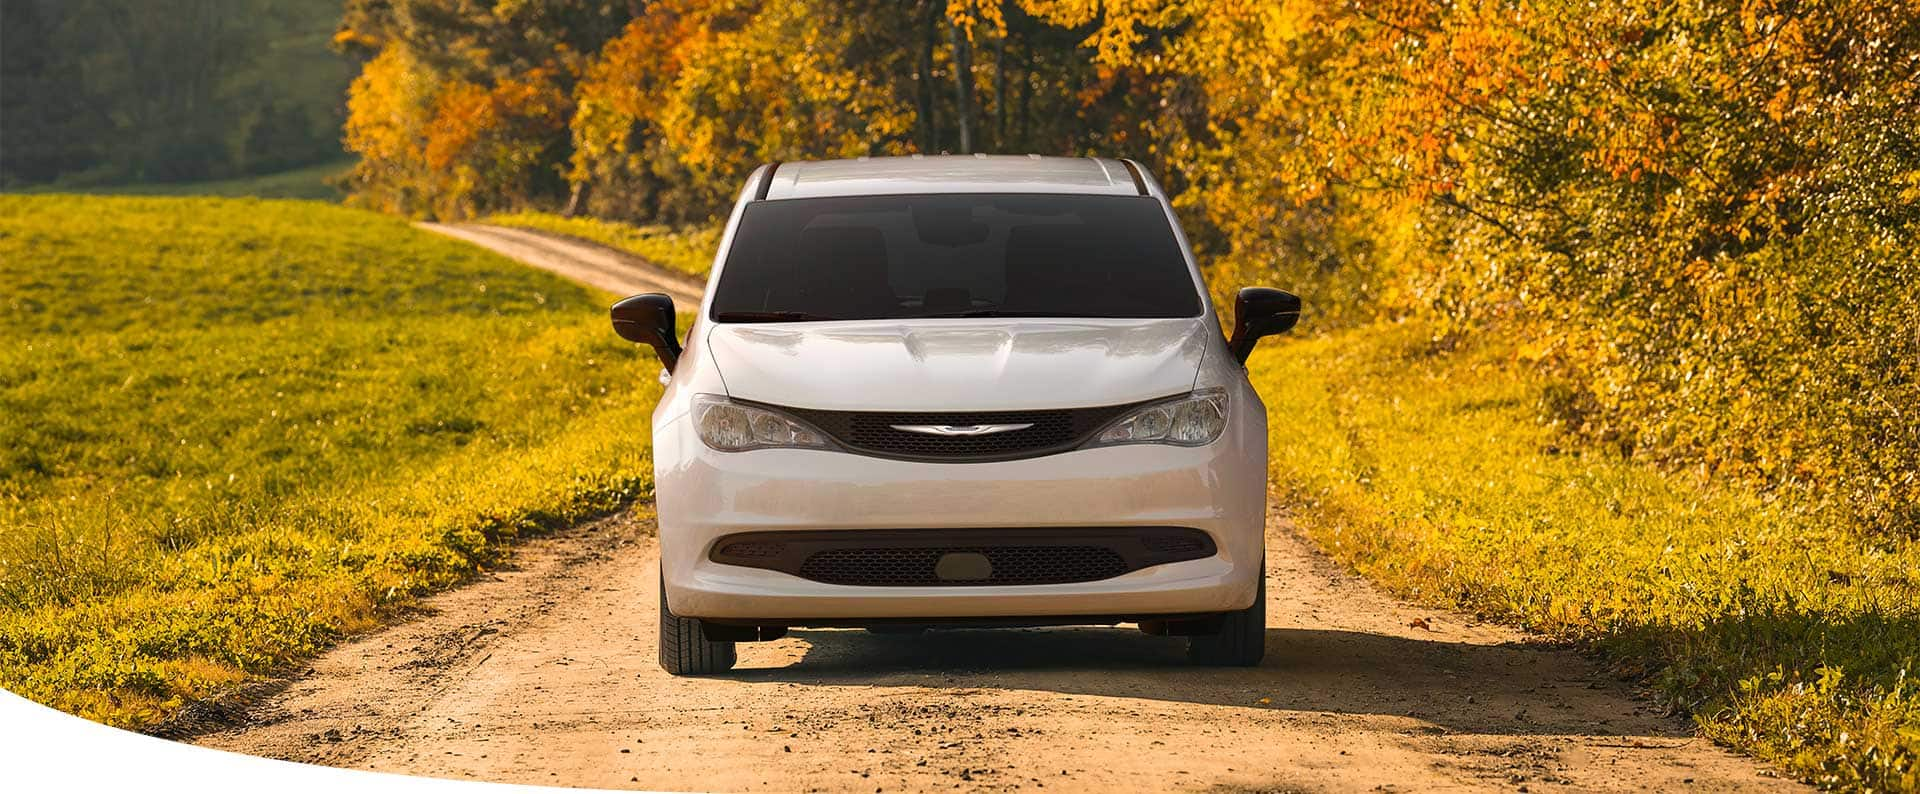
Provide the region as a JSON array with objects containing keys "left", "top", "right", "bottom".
[{"left": 652, "top": 411, "right": 1267, "bottom": 622}]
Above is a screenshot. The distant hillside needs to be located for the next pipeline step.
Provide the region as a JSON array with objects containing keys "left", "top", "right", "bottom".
[{"left": 0, "top": 0, "right": 354, "bottom": 189}]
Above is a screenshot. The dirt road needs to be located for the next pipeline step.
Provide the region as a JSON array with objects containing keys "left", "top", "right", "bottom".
[
  {"left": 195, "top": 507, "right": 1789, "bottom": 792},
  {"left": 191, "top": 223, "right": 1794, "bottom": 790},
  {"left": 418, "top": 223, "right": 706, "bottom": 306}
]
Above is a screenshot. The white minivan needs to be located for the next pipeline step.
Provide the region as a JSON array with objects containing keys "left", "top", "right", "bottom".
[{"left": 610, "top": 155, "right": 1300, "bottom": 674}]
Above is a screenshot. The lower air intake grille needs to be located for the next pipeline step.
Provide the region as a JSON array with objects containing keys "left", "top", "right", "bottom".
[
  {"left": 799, "top": 545, "right": 1127, "bottom": 586},
  {"left": 710, "top": 527, "right": 1216, "bottom": 587}
]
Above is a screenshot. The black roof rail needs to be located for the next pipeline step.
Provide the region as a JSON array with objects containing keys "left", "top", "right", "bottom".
[
  {"left": 754, "top": 162, "right": 780, "bottom": 200},
  {"left": 1118, "top": 159, "right": 1150, "bottom": 195}
]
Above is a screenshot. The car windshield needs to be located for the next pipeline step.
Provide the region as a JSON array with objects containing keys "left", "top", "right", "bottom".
[{"left": 709, "top": 193, "right": 1202, "bottom": 322}]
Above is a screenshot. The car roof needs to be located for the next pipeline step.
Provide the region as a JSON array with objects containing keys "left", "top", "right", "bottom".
[{"left": 760, "top": 155, "right": 1146, "bottom": 200}]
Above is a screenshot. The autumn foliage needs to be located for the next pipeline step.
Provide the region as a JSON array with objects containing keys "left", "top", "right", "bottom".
[
  {"left": 289, "top": 0, "right": 1920, "bottom": 784},
  {"left": 337, "top": 1, "right": 1919, "bottom": 534}
]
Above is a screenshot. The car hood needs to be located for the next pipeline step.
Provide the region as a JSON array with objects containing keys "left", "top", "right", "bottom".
[{"left": 703, "top": 318, "right": 1209, "bottom": 411}]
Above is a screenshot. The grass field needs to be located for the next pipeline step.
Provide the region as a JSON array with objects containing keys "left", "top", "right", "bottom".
[
  {"left": 15, "top": 160, "right": 352, "bottom": 202},
  {"left": 0, "top": 195, "right": 659, "bottom": 728},
  {"left": 485, "top": 211, "right": 720, "bottom": 276},
  {"left": 1252, "top": 324, "right": 1920, "bottom": 789},
  {"left": 5, "top": 194, "right": 1914, "bottom": 786}
]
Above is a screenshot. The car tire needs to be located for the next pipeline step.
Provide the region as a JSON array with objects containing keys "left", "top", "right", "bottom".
[
  {"left": 1187, "top": 565, "right": 1266, "bottom": 666},
  {"left": 658, "top": 569, "right": 736, "bottom": 675}
]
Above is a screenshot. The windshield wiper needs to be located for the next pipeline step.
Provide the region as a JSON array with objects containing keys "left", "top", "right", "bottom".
[
  {"left": 716, "top": 309, "right": 1115, "bottom": 322},
  {"left": 711, "top": 310, "right": 845, "bottom": 323},
  {"left": 902, "top": 309, "right": 1103, "bottom": 319}
]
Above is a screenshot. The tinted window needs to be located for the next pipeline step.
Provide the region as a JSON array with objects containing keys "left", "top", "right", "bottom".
[{"left": 710, "top": 194, "right": 1201, "bottom": 322}]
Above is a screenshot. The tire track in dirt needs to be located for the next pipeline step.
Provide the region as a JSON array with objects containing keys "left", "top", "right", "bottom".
[
  {"left": 194, "top": 508, "right": 1794, "bottom": 792},
  {"left": 418, "top": 223, "right": 706, "bottom": 306}
]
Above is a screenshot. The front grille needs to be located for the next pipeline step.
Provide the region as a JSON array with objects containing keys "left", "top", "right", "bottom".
[
  {"left": 778, "top": 402, "right": 1141, "bottom": 462},
  {"left": 710, "top": 527, "right": 1217, "bottom": 587}
]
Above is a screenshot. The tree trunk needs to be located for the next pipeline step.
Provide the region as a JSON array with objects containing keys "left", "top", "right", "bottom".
[
  {"left": 1017, "top": 45, "right": 1033, "bottom": 150},
  {"left": 949, "top": 19, "right": 975, "bottom": 154},
  {"left": 917, "top": 0, "right": 941, "bottom": 153},
  {"left": 993, "top": 26, "right": 1009, "bottom": 151},
  {"left": 563, "top": 182, "right": 591, "bottom": 218}
]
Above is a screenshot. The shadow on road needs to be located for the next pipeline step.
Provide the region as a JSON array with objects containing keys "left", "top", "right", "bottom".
[{"left": 729, "top": 626, "right": 1675, "bottom": 739}]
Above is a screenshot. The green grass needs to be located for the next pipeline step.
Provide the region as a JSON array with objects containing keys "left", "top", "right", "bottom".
[
  {"left": 8, "top": 193, "right": 1913, "bottom": 789},
  {"left": 1251, "top": 323, "right": 1919, "bottom": 790},
  {"left": 485, "top": 211, "right": 720, "bottom": 276},
  {"left": 0, "top": 195, "right": 660, "bottom": 728},
  {"left": 15, "top": 160, "right": 352, "bottom": 202}
]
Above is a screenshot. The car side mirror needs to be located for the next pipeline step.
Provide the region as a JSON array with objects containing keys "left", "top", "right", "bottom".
[
  {"left": 1226, "top": 287, "right": 1302, "bottom": 363},
  {"left": 611, "top": 293, "right": 683, "bottom": 371}
]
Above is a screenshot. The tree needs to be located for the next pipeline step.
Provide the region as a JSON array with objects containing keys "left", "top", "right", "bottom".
[
  {"left": 1, "top": 1, "right": 100, "bottom": 185},
  {"left": 4, "top": 0, "right": 352, "bottom": 187},
  {"left": 337, "top": 0, "right": 638, "bottom": 218}
]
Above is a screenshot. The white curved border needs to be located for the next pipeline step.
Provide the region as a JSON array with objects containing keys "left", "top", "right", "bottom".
[{"left": 0, "top": 690, "right": 660, "bottom": 793}]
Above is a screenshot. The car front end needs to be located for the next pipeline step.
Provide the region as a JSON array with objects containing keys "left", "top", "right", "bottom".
[
  {"left": 653, "top": 351, "right": 1268, "bottom": 625},
  {"left": 610, "top": 155, "right": 1301, "bottom": 673}
]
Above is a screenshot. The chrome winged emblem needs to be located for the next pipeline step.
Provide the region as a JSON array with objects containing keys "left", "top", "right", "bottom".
[{"left": 890, "top": 423, "right": 1034, "bottom": 437}]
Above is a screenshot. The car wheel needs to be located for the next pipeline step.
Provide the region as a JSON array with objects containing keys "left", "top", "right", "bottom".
[
  {"left": 658, "top": 569, "right": 736, "bottom": 675},
  {"left": 1187, "top": 565, "right": 1266, "bottom": 666}
]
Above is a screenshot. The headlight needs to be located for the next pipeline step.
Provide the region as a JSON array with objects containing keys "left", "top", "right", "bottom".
[
  {"left": 1089, "top": 388, "right": 1229, "bottom": 447},
  {"left": 692, "top": 394, "right": 831, "bottom": 452}
]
